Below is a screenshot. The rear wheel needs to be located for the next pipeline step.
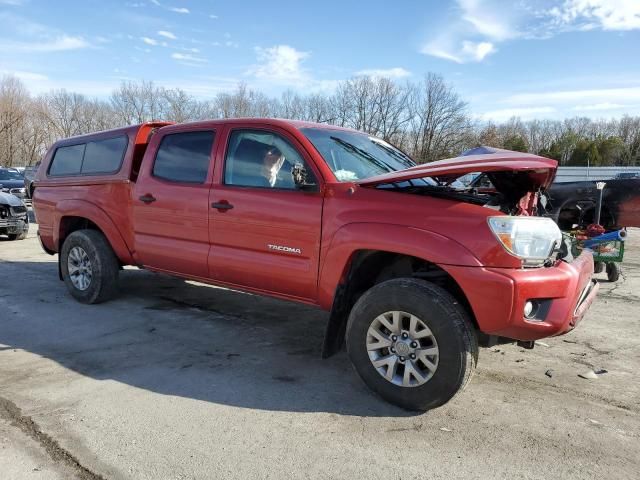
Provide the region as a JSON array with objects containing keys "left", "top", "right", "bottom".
[
  {"left": 346, "top": 278, "right": 478, "bottom": 411},
  {"left": 60, "top": 230, "right": 119, "bottom": 304}
]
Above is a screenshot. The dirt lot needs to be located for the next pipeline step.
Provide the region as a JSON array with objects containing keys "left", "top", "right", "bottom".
[{"left": 1, "top": 224, "right": 639, "bottom": 480}]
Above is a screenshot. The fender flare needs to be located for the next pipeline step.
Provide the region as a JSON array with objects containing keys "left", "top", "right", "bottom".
[
  {"left": 53, "top": 199, "right": 134, "bottom": 264},
  {"left": 317, "top": 222, "right": 482, "bottom": 310}
]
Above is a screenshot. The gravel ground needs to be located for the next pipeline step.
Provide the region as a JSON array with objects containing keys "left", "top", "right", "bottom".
[{"left": 1, "top": 225, "right": 638, "bottom": 479}]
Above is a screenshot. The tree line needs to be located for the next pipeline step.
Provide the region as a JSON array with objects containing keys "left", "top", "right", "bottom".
[{"left": 1, "top": 73, "right": 639, "bottom": 167}]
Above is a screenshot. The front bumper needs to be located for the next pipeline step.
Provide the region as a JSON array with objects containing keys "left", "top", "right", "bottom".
[
  {"left": 443, "top": 250, "right": 599, "bottom": 341},
  {"left": 0, "top": 217, "right": 29, "bottom": 235}
]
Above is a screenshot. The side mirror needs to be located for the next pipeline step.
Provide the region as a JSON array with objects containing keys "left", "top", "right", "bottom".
[{"left": 291, "top": 163, "right": 317, "bottom": 191}]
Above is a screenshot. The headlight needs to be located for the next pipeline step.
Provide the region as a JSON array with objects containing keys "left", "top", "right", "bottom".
[{"left": 488, "top": 216, "right": 562, "bottom": 267}]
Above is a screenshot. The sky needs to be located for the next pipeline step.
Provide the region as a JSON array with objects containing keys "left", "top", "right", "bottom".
[{"left": 1, "top": 0, "right": 639, "bottom": 122}]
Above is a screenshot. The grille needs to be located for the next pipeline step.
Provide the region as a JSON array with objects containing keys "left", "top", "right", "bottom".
[{"left": 11, "top": 205, "right": 27, "bottom": 214}]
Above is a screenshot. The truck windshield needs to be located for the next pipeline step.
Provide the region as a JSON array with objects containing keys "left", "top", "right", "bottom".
[{"left": 300, "top": 128, "right": 416, "bottom": 182}]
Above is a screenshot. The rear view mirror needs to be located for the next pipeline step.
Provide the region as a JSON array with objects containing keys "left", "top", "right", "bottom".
[{"left": 291, "top": 163, "right": 317, "bottom": 191}]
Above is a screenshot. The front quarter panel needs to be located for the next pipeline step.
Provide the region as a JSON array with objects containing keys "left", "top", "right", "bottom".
[{"left": 317, "top": 222, "right": 482, "bottom": 309}]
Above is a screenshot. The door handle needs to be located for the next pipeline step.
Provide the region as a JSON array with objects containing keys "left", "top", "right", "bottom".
[
  {"left": 139, "top": 194, "right": 156, "bottom": 204},
  {"left": 211, "top": 201, "right": 234, "bottom": 211}
]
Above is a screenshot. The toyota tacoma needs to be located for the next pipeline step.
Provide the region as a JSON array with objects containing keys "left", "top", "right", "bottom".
[{"left": 32, "top": 119, "right": 598, "bottom": 410}]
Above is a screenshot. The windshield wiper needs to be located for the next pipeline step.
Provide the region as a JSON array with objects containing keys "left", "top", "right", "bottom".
[
  {"left": 369, "top": 139, "right": 415, "bottom": 168},
  {"left": 330, "top": 136, "right": 396, "bottom": 174}
]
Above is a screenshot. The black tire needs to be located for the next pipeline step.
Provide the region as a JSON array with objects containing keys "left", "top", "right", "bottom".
[
  {"left": 346, "top": 278, "right": 478, "bottom": 411},
  {"left": 593, "top": 261, "right": 604, "bottom": 274},
  {"left": 7, "top": 231, "right": 27, "bottom": 241},
  {"left": 60, "top": 230, "right": 119, "bottom": 304},
  {"left": 7, "top": 218, "right": 28, "bottom": 241},
  {"left": 606, "top": 262, "right": 621, "bottom": 282}
]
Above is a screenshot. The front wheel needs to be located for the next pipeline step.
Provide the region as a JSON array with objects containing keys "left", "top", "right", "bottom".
[
  {"left": 346, "top": 278, "right": 478, "bottom": 411},
  {"left": 7, "top": 218, "right": 29, "bottom": 240},
  {"left": 7, "top": 231, "right": 27, "bottom": 241},
  {"left": 60, "top": 230, "right": 119, "bottom": 304}
]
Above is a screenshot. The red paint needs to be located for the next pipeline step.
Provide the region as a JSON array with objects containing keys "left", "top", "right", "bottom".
[{"left": 33, "top": 119, "right": 597, "bottom": 341}]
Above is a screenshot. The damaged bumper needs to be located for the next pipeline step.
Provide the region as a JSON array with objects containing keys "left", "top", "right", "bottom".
[
  {"left": 0, "top": 217, "right": 29, "bottom": 235},
  {"left": 443, "top": 250, "right": 599, "bottom": 341}
]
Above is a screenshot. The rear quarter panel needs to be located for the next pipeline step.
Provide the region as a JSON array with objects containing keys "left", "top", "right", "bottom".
[{"left": 33, "top": 126, "right": 148, "bottom": 262}]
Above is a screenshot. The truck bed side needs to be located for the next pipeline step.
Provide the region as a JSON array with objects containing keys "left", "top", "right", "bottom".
[{"left": 33, "top": 122, "right": 171, "bottom": 263}]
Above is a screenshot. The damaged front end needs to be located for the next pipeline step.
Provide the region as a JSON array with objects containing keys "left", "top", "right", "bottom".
[
  {"left": 0, "top": 192, "right": 29, "bottom": 239},
  {"left": 357, "top": 150, "right": 557, "bottom": 217}
]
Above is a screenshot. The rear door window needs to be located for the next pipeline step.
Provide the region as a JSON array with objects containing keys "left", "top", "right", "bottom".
[
  {"left": 153, "top": 131, "right": 215, "bottom": 183},
  {"left": 48, "top": 136, "right": 128, "bottom": 176},
  {"left": 49, "top": 144, "right": 85, "bottom": 176},
  {"left": 82, "top": 136, "right": 128, "bottom": 174}
]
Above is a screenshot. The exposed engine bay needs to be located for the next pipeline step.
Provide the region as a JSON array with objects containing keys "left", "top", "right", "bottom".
[{"left": 377, "top": 170, "right": 548, "bottom": 217}]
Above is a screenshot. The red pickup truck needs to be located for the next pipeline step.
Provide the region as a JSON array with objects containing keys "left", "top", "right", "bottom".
[{"left": 32, "top": 119, "right": 598, "bottom": 410}]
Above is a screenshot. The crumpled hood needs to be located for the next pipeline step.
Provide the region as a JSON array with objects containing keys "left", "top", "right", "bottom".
[
  {"left": 356, "top": 150, "right": 557, "bottom": 191},
  {"left": 0, "top": 191, "right": 25, "bottom": 207}
]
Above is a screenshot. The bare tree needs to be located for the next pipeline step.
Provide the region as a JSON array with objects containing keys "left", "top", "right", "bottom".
[
  {"left": 162, "top": 88, "right": 198, "bottom": 123},
  {"left": 0, "top": 75, "right": 32, "bottom": 166},
  {"left": 407, "top": 73, "right": 471, "bottom": 162},
  {"left": 110, "top": 81, "right": 166, "bottom": 124}
]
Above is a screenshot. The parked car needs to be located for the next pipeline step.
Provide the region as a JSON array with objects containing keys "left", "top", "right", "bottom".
[
  {"left": 0, "top": 167, "right": 27, "bottom": 202},
  {"left": 32, "top": 120, "right": 598, "bottom": 411},
  {"left": 23, "top": 161, "right": 40, "bottom": 201},
  {"left": 614, "top": 172, "right": 640, "bottom": 180},
  {"left": 0, "top": 191, "right": 29, "bottom": 240}
]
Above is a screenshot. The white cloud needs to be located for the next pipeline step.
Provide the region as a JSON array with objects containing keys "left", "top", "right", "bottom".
[
  {"left": 422, "top": 1, "right": 507, "bottom": 63},
  {"left": 248, "top": 45, "right": 311, "bottom": 86},
  {"left": 423, "top": 0, "right": 640, "bottom": 64},
  {"left": 355, "top": 67, "right": 411, "bottom": 79},
  {"left": 422, "top": 39, "right": 495, "bottom": 63},
  {"left": 550, "top": 0, "right": 640, "bottom": 31},
  {"left": 171, "top": 52, "right": 207, "bottom": 64},
  {"left": 572, "top": 102, "right": 628, "bottom": 111},
  {"left": 170, "top": 7, "right": 189, "bottom": 14},
  {"left": 0, "top": 70, "right": 47, "bottom": 81},
  {"left": 508, "top": 86, "right": 640, "bottom": 104},
  {"left": 480, "top": 107, "right": 557, "bottom": 122},
  {"left": 209, "top": 14, "right": 219, "bottom": 19},
  {"left": 480, "top": 86, "right": 640, "bottom": 120},
  {"left": 457, "top": 0, "right": 518, "bottom": 41},
  {"left": 141, "top": 36, "right": 158, "bottom": 45},
  {"left": 461, "top": 41, "right": 496, "bottom": 61},
  {"left": 157, "top": 30, "right": 177, "bottom": 40},
  {"left": 0, "top": 35, "right": 90, "bottom": 52},
  {"left": 0, "top": 0, "right": 27, "bottom": 5}
]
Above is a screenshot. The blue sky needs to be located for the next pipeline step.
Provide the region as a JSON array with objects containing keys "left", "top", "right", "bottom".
[{"left": 1, "top": 0, "right": 639, "bottom": 121}]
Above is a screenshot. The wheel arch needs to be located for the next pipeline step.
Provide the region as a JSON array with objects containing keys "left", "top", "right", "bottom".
[
  {"left": 54, "top": 200, "right": 134, "bottom": 265},
  {"left": 319, "top": 223, "right": 481, "bottom": 358}
]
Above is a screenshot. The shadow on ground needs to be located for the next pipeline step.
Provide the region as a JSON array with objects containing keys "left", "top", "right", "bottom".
[{"left": 0, "top": 260, "right": 415, "bottom": 418}]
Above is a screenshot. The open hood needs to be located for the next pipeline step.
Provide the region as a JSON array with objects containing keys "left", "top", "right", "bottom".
[{"left": 356, "top": 151, "right": 557, "bottom": 190}]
